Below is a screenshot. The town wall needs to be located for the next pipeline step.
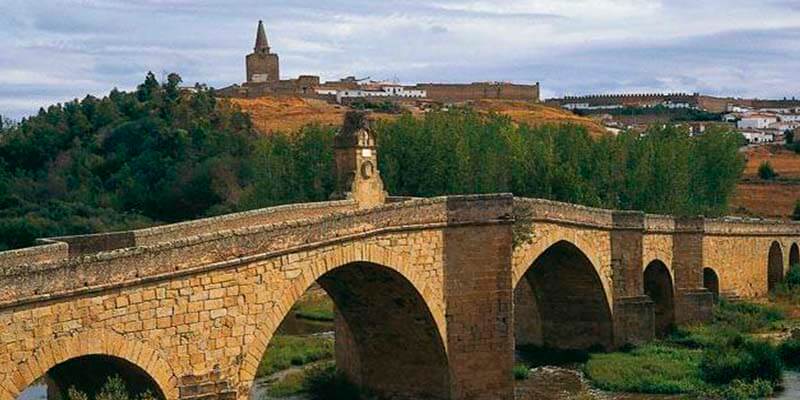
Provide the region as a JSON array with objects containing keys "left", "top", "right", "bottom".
[{"left": 416, "top": 82, "right": 540, "bottom": 103}]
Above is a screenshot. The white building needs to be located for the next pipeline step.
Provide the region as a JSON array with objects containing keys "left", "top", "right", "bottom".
[
  {"left": 769, "top": 121, "right": 800, "bottom": 132},
  {"left": 324, "top": 85, "right": 427, "bottom": 104},
  {"left": 738, "top": 114, "right": 779, "bottom": 130},
  {"left": 741, "top": 130, "right": 775, "bottom": 144},
  {"left": 778, "top": 114, "right": 800, "bottom": 122}
]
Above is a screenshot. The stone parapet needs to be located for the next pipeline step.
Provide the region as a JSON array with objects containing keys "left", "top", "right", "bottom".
[
  {"left": 0, "top": 194, "right": 512, "bottom": 307},
  {"left": 0, "top": 241, "right": 68, "bottom": 270},
  {"left": 644, "top": 214, "right": 676, "bottom": 233},
  {"left": 0, "top": 200, "right": 358, "bottom": 266},
  {"left": 705, "top": 217, "right": 800, "bottom": 236},
  {"left": 514, "top": 198, "right": 615, "bottom": 229}
]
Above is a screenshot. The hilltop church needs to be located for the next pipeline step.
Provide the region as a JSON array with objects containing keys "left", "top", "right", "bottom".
[{"left": 218, "top": 21, "right": 541, "bottom": 103}]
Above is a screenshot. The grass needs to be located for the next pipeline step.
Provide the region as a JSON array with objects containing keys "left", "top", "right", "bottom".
[
  {"left": 266, "top": 370, "right": 307, "bottom": 398},
  {"left": 582, "top": 298, "right": 793, "bottom": 399},
  {"left": 711, "top": 299, "right": 785, "bottom": 333},
  {"left": 585, "top": 344, "right": 704, "bottom": 394},
  {"left": 292, "top": 294, "right": 334, "bottom": 322},
  {"left": 256, "top": 335, "right": 334, "bottom": 378}
]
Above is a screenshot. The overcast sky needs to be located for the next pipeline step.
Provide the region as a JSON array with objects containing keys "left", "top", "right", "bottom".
[{"left": 2, "top": 0, "right": 800, "bottom": 119}]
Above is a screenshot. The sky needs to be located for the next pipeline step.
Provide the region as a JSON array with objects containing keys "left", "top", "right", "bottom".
[{"left": 2, "top": 0, "right": 800, "bottom": 119}]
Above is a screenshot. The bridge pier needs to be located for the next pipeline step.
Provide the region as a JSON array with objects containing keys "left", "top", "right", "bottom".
[
  {"left": 673, "top": 218, "right": 714, "bottom": 325},
  {"left": 611, "top": 212, "right": 655, "bottom": 347},
  {"left": 443, "top": 197, "right": 515, "bottom": 400}
]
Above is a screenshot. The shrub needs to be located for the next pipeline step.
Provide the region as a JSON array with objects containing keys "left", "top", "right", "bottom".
[
  {"left": 786, "top": 264, "right": 800, "bottom": 288},
  {"left": 774, "top": 264, "right": 800, "bottom": 302},
  {"left": 513, "top": 364, "right": 530, "bottom": 380},
  {"left": 758, "top": 161, "right": 778, "bottom": 180},
  {"left": 516, "top": 344, "right": 590, "bottom": 367},
  {"left": 700, "top": 336, "right": 782, "bottom": 385},
  {"left": 779, "top": 338, "right": 800, "bottom": 369},
  {"left": 702, "top": 379, "right": 774, "bottom": 400},
  {"left": 66, "top": 375, "right": 160, "bottom": 400},
  {"left": 712, "top": 299, "right": 784, "bottom": 333},
  {"left": 302, "top": 363, "right": 365, "bottom": 400},
  {"left": 793, "top": 200, "right": 800, "bottom": 221}
]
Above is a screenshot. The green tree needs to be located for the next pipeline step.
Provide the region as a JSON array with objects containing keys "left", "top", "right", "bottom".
[
  {"left": 758, "top": 161, "right": 778, "bottom": 180},
  {"left": 793, "top": 200, "right": 800, "bottom": 221}
]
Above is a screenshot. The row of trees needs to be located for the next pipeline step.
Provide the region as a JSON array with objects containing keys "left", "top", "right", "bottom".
[
  {"left": 378, "top": 110, "right": 744, "bottom": 216},
  {"left": 0, "top": 74, "right": 746, "bottom": 250}
]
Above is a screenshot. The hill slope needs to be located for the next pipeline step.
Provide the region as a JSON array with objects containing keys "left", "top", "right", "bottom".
[
  {"left": 470, "top": 100, "right": 608, "bottom": 137},
  {"left": 731, "top": 145, "right": 800, "bottom": 219},
  {"left": 228, "top": 97, "right": 608, "bottom": 137}
]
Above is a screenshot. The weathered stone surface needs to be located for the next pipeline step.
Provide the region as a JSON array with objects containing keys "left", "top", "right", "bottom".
[{"left": 0, "top": 195, "right": 797, "bottom": 400}]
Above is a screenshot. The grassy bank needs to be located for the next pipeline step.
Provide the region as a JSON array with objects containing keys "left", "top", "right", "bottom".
[
  {"left": 292, "top": 293, "right": 334, "bottom": 322},
  {"left": 265, "top": 362, "right": 367, "bottom": 399},
  {"left": 582, "top": 298, "right": 799, "bottom": 399},
  {"left": 256, "top": 335, "right": 334, "bottom": 378}
]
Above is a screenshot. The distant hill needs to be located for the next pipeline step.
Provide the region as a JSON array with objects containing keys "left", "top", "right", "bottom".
[{"left": 227, "top": 97, "right": 608, "bottom": 137}]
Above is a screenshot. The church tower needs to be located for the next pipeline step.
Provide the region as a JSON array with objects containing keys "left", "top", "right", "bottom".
[
  {"left": 245, "top": 20, "right": 280, "bottom": 84},
  {"left": 331, "top": 111, "right": 387, "bottom": 208}
]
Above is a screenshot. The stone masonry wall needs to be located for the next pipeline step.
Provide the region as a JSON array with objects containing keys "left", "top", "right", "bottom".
[
  {"left": 1, "top": 195, "right": 799, "bottom": 400},
  {"left": 0, "top": 195, "right": 512, "bottom": 400}
]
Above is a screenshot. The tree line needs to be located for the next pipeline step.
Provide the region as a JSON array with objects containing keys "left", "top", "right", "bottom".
[{"left": 0, "top": 74, "right": 745, "bottom": 250}]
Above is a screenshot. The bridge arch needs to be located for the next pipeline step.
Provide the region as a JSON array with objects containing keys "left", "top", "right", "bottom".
[
  {"left": 643, "top": 260, "right": 675, "bottom": 336},
  {"left": 790, "top": 243, "right": 799, "bottom": 268},
  {"left": 513, "top": 240, "right": 613, "bottom": 350},
  {"left": 703, "top": 268, "right": 720, "bottom": 300},
  {"left": 239, "top": 242, "right": 448, "bottom": 399},
  {"left": 768, "top": 241, "right": 784, "bottom": 292},
  {"left": 3, "top": 329, "right": 177, "bottom": 400}
]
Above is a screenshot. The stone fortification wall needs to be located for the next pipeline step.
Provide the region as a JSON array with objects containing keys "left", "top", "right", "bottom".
[
  {"left": 551, "top": 92, "right": 700, "bottom": 108},
  {"left": 698, "top": 95, "right": 800, "bottom": 113},
  {"left": 415, "top": 82, "right": 540, "bottom": 103}
]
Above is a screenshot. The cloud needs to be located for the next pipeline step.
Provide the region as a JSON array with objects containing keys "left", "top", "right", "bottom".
[{"left": 1, "top": 0, "right": 800, "bottom": 119}]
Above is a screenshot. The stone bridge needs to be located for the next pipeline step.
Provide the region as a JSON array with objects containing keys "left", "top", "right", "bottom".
[{"left": 1, "top": 112, "right": 799, "bottom": 400}]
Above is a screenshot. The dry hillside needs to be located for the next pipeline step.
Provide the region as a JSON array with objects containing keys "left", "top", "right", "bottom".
[
  {"left": 742, "top": 145, "right": 800, "bottom": 179},
  {"left": 227, "top": 97, "right": 350, "bottom": 134},
  {"left": 471, "top": 100, "right": 608, "bottom": 137},
  {"left": 226, "top": 96, "right": 608, "bottom": 137},
  {"left": 731, "top": 145, "right": 800, "bottom": 219}
]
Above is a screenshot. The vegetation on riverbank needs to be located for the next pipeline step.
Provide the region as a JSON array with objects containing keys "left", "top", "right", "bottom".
[
  {"left": 256, "top": 335, "right": 333, "bottom": 378},
  {"left": 292, "top": 293, "right": 334, "bottom": 322},
  {"left": 265, "top": 362, "right": 367, "bottom": 399},
  {"left": 65, "top": 375, "right": 160, "bottom": 400},
  {"left": 581, "top": 293, "right": 800, "bottom": 399}
]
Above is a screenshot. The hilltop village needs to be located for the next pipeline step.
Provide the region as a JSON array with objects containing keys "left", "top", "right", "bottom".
[
  {"left": 216, "top": 21, "right": 540, "bottom": 104},
  {"left": 216, "top": 21, "right": 800, "bottom": 149}
]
